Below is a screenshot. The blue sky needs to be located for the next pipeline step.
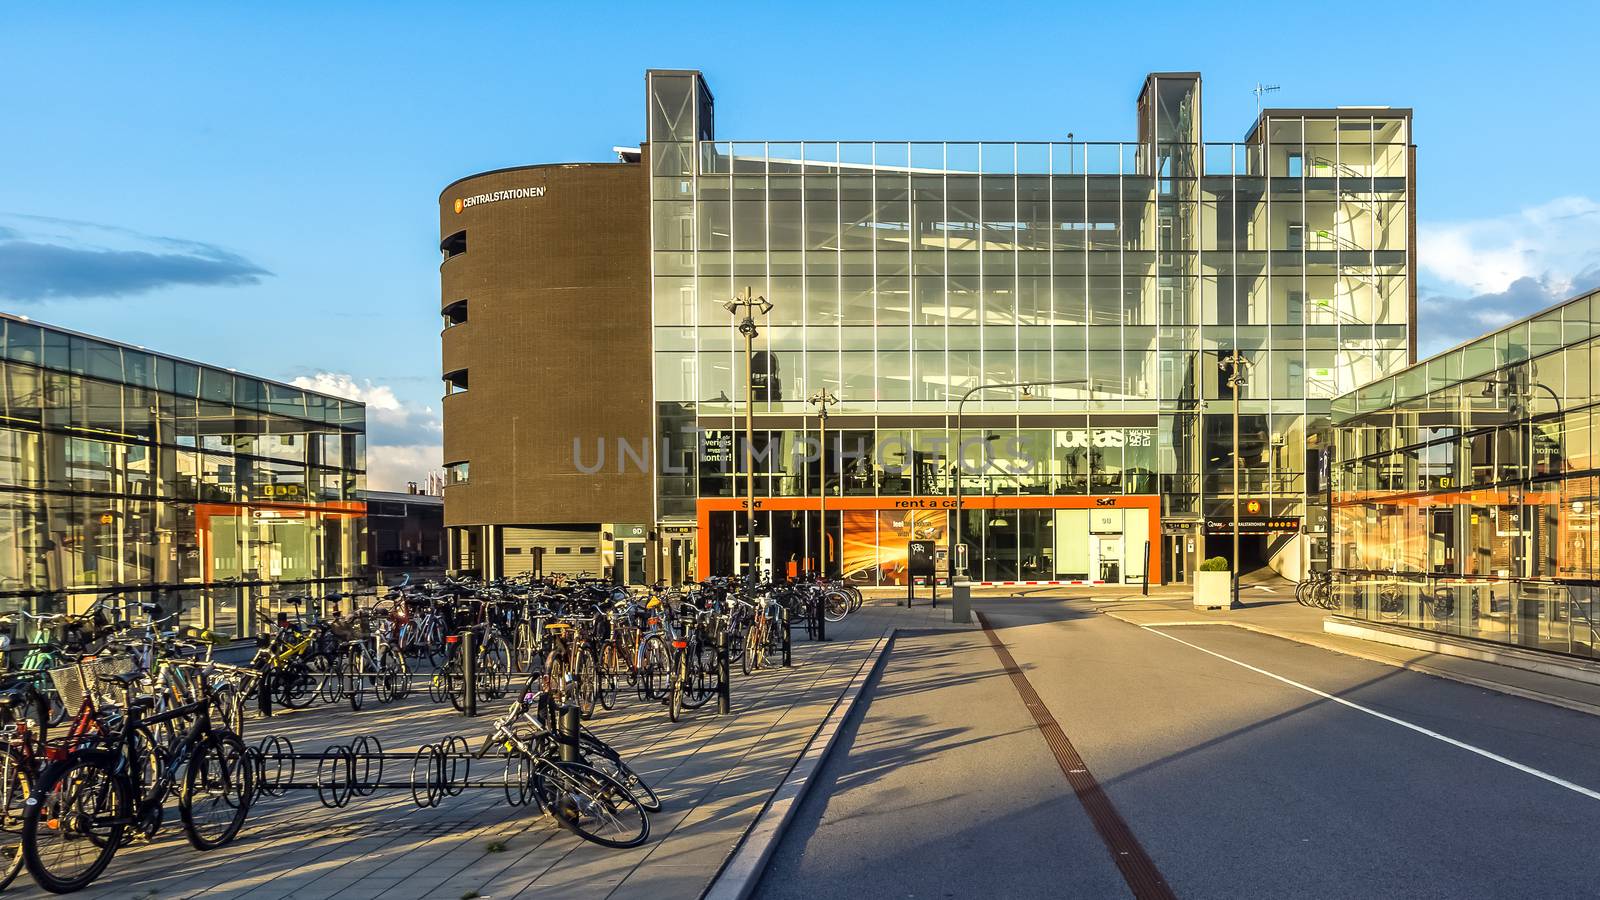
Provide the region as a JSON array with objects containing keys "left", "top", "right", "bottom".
[{"left": 3, "top": 2, "right": 1598, "bottom": 487}]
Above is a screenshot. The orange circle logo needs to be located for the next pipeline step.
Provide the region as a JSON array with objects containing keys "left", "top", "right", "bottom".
[{"left": 453, "top": 198, "right": 464, "bottom": 214}]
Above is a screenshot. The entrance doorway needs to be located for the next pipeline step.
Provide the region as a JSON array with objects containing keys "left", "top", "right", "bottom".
[
  {"left": 735, "top": 536, "right": 772, "bottom": 579},
  {"left": 1092, "top": 534, "right": 1123, "bottom": 583},
  {"left": 1164, "top": 533, "right": 1190, "bottom": 584},
  {"left": 612, "top": 539, "right": 647, "bottom": 585},
  {"left": 1428, "top": 508, "right": 1457, "bottom": 574}
]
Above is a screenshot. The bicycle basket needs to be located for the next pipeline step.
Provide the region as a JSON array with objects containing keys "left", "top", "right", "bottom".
[
  {"left": 327, "top": 616, "right": 371, "bottom": 642},
  {"left": 48, "top": 654, "right": 138, "bottom": 713}
]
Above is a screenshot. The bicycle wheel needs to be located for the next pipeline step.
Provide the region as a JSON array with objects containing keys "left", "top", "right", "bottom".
[
  {"left": 575, "top": 648, "right": 600, "bottom": 720},
  {"left": 766, "top": 618, "right": 786, "bottom": 662},
  {"left": 0, "top": 747, "right": 32, "bottom": 891},
  {"left": 481, "top": 635, "right": 511, "bottom": 700},
  {"left": 544, "top": 649, "right": 568, "bottom": 689},
  {"left": 447, "top": 660, "right": 467, "bottom": 712},
  {"left": 379, "top": 646, "right": 408, "bottom": 701},
  {"left": 128, "top": 725, "right": 166, "bottom": 808},
  {"left": 372, "top": 649, "right": 395, "bottom": 705},
  {"left": 823, "top": 590, "right": 851, "bottom": 622},
  {"left": 514, "top": 622, "right": 538, "bottom": 673},
  {"left": 681, "top": 642, "right": 715, "bottom": 710},
  {"left": 180, "top": 732, "right": 253, "bottom": 850},
  {"left": 423, "top": 619, "right": 448, "bottom": 670},
  {"left": 535, "top": 760, "right": 649, "bottom": 849},
  {"left": 276, "top": 660, "right": 317, "bottom": 709},
  {"left": 639, "top": 637, "right": 670, "bottom": 702},
  {"left": 208, "top": 681, "right": 243, "bottom": 735},
  {"left": 345, "top": 649, "right": 366, "bottom": 711},
  {"left": 44, "top": 689, "right": 67, "bottom": 729},
  {"left": 741, "top": 625, "right": 758, "bottom": 676},
  {"left": 577, "top": 735, "right": 661, "bottom": 814},
  {"left": 667, "top": 652, "right": 684, "bottom": 722},
  {"left": 22, "top": 754, "right": 128, "bottom": 894}
]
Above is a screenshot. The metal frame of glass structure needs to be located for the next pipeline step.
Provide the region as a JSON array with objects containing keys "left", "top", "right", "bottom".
[
  {"left": 0, "top": 314, "right": 368, "bottom": 637},
  {"left": 648, "top": 70, "right": 1413, "bottom": 585},
  {"left": 1332, "top": 287, "right": 1600, "bottom": 657}
]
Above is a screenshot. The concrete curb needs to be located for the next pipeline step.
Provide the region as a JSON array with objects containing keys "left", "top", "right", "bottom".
[
  {"left": 1104, "top": 613, "right": 1600, "bottom": 719},
  {"left": 701, "top": 629, "right": 898, "bottom": 900}
]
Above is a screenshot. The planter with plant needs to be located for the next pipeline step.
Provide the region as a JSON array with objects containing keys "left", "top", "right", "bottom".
[{"left": 1193, "top": 556, "right": 1235, "bottom": 609}]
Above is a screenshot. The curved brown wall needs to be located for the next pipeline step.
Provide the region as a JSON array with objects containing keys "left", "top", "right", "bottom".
[{"left": 438, "top": 162, "right": 651, "bottom": 528}]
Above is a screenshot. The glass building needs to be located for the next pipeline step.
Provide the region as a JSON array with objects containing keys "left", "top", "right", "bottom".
[
  {"left": 1331, "top": 287, "right": 1600, "bottom": 657},
  {"left": 647, "top": 70, "right": 1414, "bottom": 584},
  {"left": 0, "top": 314, "right": 368, "bottom": 637}
]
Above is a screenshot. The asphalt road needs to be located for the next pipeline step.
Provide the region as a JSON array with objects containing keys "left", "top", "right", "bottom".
[{"left": 754, "top": 597, "right": 1600, "bottom": 899}]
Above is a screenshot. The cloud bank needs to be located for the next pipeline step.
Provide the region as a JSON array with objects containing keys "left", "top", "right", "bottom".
[
  {"left": 0, "top": 213, "right": 270, "bottom": 301},
  {"left": 1417, "top": 196, "right": 1600, "bottom": 355}
]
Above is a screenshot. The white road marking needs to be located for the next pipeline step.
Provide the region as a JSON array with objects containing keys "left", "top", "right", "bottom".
[{"left": 1141, "top": 625, "right": 1600, "bottom": 803}]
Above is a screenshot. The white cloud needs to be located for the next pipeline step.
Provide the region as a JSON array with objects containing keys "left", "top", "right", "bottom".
[
  {"left": 292, "top": 372, "right": 442, "bottom": 491},
  {"left": 1417, "top": 196, "right": 1600, "bottom": 355},
  {"left": 365, "top": 443, "right": 444, "bottom": 493},
  {"left": 1420, "top": 196, "right": 1600, "bottom": 295}
]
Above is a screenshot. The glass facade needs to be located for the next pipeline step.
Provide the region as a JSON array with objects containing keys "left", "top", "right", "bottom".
[
  {"left": 0, "top": 315, "right": 368, "bottom": 636},
  {"left": 1331, "top": 288, "right": 1600, "bottom": 657},
  {"left": 649, "top": 71, "right": 1413, "bottom": 583}
]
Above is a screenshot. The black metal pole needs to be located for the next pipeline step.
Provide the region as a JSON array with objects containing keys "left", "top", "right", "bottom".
[
  {"left": 1143, "top": 540, "right": 1151, "bottom": 597},
  {"left": 815, "top": 595, "right": 828, "bottom": 642},
  {"left": 782, "top": 607, "right": 792, "bottom": 666},
  {"left": 716, "top": 627, "right": 731, "bottom": 715},
  {"left": 559, "top": 705, "right": 580, "bottom": 763},
  {"left": 461, "top": 630, "right": 477, "bottom": 718},
  {"left": 257, "top": 671, "right": 273, "bottom": 719}
]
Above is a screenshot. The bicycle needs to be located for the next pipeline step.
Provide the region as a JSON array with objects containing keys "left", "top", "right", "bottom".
[
  {"left": 475, "top": 678, "right": 650, "bottom": 848},
  {"left": 21, "top": 664, "right": 252, "bottom": 893}
]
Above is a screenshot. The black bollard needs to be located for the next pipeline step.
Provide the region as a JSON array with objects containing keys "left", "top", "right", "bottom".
[
  {"left": 716, "top": 627, "right": 731, "bottom": 715},
  {"left": 815, "top": 596, "right": 829, "bottom": 642},
  {"left": 782, "top": 607, "right": 793, "bottom": 667},
  {"left": 558, "top": 705, "right": 580, "bottom": 763},
  {"left": 257, "top": 672, "right": 273, "bottom": 718},
  {"left": 461, "top": 630, "right": 477, "bottom": 718}
]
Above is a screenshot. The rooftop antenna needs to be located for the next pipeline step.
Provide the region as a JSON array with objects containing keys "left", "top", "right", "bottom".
[{"left": 1252, "top": 82, "right": 1281, "bottom": 113}]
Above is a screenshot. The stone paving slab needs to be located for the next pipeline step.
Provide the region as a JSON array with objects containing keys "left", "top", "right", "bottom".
[{"left": 7, "top": 599, "right": 962, "bottom": 900}]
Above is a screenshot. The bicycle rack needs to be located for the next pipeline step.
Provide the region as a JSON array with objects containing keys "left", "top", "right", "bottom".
[{"left": 246, "top": 732, "right": 544, "bottom": 811}]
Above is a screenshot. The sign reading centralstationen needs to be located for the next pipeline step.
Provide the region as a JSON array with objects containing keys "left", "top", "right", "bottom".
[
  {"left": 1204, "top": 516, "right": 1301, "bottom": 537},
  {"left": 453, "top": 186, "right": 546, "bottom": 213}
]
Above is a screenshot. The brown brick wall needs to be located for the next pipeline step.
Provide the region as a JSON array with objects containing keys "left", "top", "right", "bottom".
[{"left": 438, "top": 162, "right": 652, "bottom": 528}]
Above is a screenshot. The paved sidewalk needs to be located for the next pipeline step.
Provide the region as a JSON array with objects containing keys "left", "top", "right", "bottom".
[
  {"left": 1101, "top": 590, "right": 1600, "bottom": 716},
  {"left": 11, "top": 599, "right": 961, "bottom": 900}
]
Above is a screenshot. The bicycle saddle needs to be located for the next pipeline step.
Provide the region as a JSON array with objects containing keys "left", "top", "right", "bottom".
[{"left": 96, "top": 671, "right": 143, "bottom": 688}]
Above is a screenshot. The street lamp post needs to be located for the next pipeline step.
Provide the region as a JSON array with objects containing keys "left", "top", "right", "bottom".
[
  {"left": 951, "top": 377, "right": 1088, "bottom": 588},
  {"left": 725, "top": 287, "right": 773, "bottom": 582},
  {"left": 809, "top": 389, "right": 838, "bottom": 579},
  {"left": 1219, "top": 351, "right": 1254, "bottom": 604}
]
